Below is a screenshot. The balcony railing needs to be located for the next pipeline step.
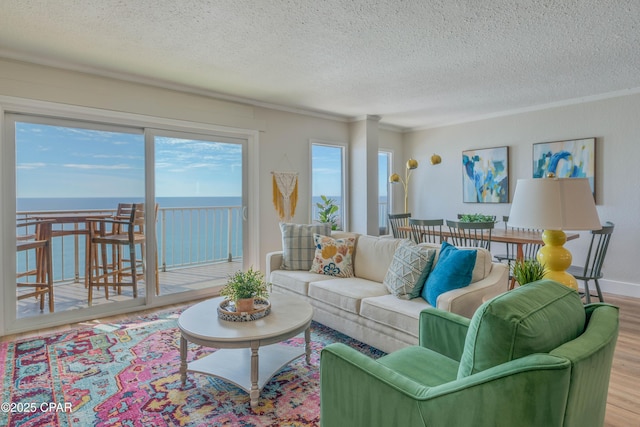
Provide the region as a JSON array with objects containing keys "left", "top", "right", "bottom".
[{"left": 17, "top": 205, "right": 243, "bottom": 284}]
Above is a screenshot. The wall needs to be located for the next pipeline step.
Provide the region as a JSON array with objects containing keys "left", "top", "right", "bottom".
[
  {"left": 404, "top": 93, "right": 640, "bottom": 297},
  {"left": 0, "top": 58, "right": 356, "bottom": 265}
]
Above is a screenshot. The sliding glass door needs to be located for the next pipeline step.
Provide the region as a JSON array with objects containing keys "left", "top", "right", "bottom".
[
  {"left": 151, "top": 130, "right": 247, "bottom": 296},
  {"left": 12, "top": 115, "right": 145, "bottom": 318},
  {"left": 5, "top": 113, "right": 248, "bottom": 328}
]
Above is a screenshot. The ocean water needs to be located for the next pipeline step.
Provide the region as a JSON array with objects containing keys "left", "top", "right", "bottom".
[{"left": 17, "top": 197, "right": 243, "bottom": 282}]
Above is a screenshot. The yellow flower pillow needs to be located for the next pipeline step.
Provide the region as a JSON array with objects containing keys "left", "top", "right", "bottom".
[{"left": 310, "top": 233, "right": 356, "bottom": 277}]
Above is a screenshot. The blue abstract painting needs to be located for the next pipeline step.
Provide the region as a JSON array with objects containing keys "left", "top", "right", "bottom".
[
  {"left": 462, "top": 146, "right": 509, "bottom": 203},
  {"left": 532, "top": 138, "right": 595, "bottom": 193}
]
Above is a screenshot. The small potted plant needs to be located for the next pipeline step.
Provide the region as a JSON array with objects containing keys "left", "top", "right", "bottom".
[
  {"left": 220, "top": 267, "right": 270, "bottom": 312},
  {"left": 511, "top": 258, "right": 546, "bottom": 286}
]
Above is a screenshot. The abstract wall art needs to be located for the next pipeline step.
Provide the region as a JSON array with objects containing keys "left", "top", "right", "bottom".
[
  {"left": 532, "top": 138, "right": 595, "bottom": 194},
  {"left": 462, "top": 146, "right": 509, "bottom": 203}
]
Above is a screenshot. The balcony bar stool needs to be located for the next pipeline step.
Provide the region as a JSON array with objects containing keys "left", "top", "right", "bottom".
[
  {"left": 409, "top": 218, "right": 444, "bottom": 244},
  {"left": 446, "top": 219, "right": 494, "bottom": 250},
  {"left": 567, "top": 221, "right": 615, "bottom": 304},
  {"left": 388, "top": 213, "right": 411, "bottom": 238},
  {"left": 87, "top": 203, "right": 146, "bottom": 305},
  {"left": 16, "top": 219, "right": 54, "bottom": 312}
]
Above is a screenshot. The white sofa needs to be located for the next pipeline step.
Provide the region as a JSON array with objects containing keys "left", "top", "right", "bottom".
[{"left": 266, "top": 233, "right": 508, "bottom": 353}]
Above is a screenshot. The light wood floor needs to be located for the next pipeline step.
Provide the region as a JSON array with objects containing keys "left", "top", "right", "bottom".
[{"left": 2, "top": 292, "right": 639, "bottom": 426}]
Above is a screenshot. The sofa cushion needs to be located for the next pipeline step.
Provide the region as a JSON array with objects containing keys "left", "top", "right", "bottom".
[
  {"left": 383, "top": 240, "right": 436, "bottom": 299},
  {"left": 360, "top": 294, "right": 430, "bottom": 338},
  {"left": 280, "top": 223, "right": 332, "bottom": 270},
  {"left": 457, "top": 279, "right": 586, "bottom": 378},
  {"left": 353, "top": 235, "right": 402, "bottom": 282},
  {"left": 269, "top": 270, "right": 336, "bottom": 295},
  {"left": 310, "top": 234, "right": 356, "bottom": 277},
  {"left": 422, "top": 242, "right": 477, "bottom": 306},
  {"left": 308, "top": 278, "right": 389, "bottom": 314},
  {"left": 423, "top": 242, "right": 492, "bottom": 283}
]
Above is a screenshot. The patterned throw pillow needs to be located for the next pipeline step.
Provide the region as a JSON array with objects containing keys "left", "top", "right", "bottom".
[
  {"left": 280, "top": 223, "right": 332, "bottom": 270},
  {"left": 383, "top": 240, "right": 437, "bottom": 299},
  {"left": 310, "top": 234, "right": 356, "bottom": 277}
]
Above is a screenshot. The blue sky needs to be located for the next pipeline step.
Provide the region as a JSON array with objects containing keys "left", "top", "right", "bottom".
[
  {"left": 16, "top": 122, "right": 386, "bottom": 200},
  {"left": 16, "top": 123, "right": 242, "bottom": 198}
]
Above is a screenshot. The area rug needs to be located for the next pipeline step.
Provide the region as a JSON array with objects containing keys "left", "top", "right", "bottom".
[{"left": 0, "top": 310, "right": 384, "bottom": 427}]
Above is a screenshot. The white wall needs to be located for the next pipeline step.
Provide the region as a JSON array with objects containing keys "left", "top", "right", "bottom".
[
  {"left": 404, "top": 93, "right": 640, "bottom": 297},
  {"left": 2, "top": 57, "right": 638, "bottom": 300}
]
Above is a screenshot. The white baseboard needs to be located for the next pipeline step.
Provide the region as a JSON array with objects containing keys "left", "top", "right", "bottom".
[{"left": 578, "top": 279, "right": 640, "bottom": 299}]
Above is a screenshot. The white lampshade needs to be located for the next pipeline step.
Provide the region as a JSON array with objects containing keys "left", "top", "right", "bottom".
[{"left": 508, "top": 178, "right": 601, "bottom": 231}]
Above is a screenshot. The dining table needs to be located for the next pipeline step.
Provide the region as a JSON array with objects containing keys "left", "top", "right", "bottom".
[
  {"left": 31, "top": 211, "right": 114, "bottom": 285},
  {"left": 402, "top": 224, "right": 580, "bottom": 289}
]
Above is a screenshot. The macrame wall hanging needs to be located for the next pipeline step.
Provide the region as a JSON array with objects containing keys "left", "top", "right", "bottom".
[{"left": 272, "top": 171, "right": 298, "bottom": 222}]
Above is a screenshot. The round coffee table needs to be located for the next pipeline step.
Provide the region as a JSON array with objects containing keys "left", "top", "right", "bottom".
[{"left": 178, "top": 293, "right": 313, "bottom": 408}]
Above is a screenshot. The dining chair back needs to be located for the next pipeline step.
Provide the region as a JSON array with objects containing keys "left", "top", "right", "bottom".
[
  {"left": 409, "top": 218, "right": 444, "bottom": 244},
  {"left": 446, "top": 219, "right": 494, "bottom": 250},
  {"left": 388, "top": 213, "right": 411, "bottom": 239},
  {"left": 16, "top": 219, "right": 54, "bottom": 312},
  {"left": 568, "top": 221, "right": 615, "bottom": 303}
]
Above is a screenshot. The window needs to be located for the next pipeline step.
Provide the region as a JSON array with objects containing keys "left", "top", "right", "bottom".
[
  {"left": 378, "top": 151, "right": 392, "bottom": 234},
  {"left": 310, "top": 141, "right": 346, "bottom": 230}
]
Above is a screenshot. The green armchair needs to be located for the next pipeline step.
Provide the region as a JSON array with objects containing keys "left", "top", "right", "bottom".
[{"left": 320, "top": 280, "right": 619, "bottom": 427}]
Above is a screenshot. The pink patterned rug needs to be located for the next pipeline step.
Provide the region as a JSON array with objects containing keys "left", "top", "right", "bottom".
[{"left": 0, "top": 310, "right": 383, "bottom": 426}]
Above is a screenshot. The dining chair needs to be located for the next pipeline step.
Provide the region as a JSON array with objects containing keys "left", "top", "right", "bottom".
[
  {"left": 409, "top": 218, "right": 444, "bottom": 244},
  {"left": 16, "top": 219, "right": 54, "bottom": 312},
  {"left": 87, "top": 203, "right": 146, "bottom": 305},
  {"left": 388, "top": 213, "right": 411, "bottom": 238},
  {"left": 446, "top": 219, "right": 494, "bottom": 250},
  {"left": 567, "top": 221, "right": 615, "bottom": 304}
]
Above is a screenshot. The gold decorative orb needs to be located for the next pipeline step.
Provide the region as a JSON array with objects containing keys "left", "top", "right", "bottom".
[
  {"left": 389, "top": 173, "right": 401, "bottom": 183},
  {"left": 406, "top": 158, "right": 419, "bottom": 170},
  {"left": 430, "top": 153, "right": 442, "bottom": 165}
]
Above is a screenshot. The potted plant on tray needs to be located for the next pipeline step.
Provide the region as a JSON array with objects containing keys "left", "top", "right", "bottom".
[
  {"left": 220, "top": 267, "right": 270, "bottom": 312},
  {"left": 511, "top": 258, "right": 546, "bottom": 286}
]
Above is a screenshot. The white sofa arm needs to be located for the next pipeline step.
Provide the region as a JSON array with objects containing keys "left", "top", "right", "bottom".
[
  {"left": 436, "top": 262, "right": 509, "bottom": 318},
  {"left": 266, "top": 251, "right": 284, "bottom": 279}
]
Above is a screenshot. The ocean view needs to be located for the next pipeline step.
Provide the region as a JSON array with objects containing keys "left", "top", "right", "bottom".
[{"left": 17, "top": 197, "right": 244, "bottom": 282}]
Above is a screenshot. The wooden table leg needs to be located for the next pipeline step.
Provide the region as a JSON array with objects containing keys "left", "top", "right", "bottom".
[
  {"left": 250, "top": 342, "right": 260, "bottom": 408},
  {"left": 180, "top": 334, "right": 188, "bottom": 386},
  {"left": 305, "top": 327, "right": 311, "bottom": 365}
]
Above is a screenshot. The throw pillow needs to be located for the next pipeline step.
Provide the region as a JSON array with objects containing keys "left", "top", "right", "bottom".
[
  {"left": 422, "top": 241, "right": 477, "bottom": 306},
  {"left": 280, "top": 223, "right": 332, "bottom": 270},
  {"left": 383, "top": 240, "right": 437, "bottom": 300},
  {"left": 310, "top": 234, "right": 356, "bottom": 277}
]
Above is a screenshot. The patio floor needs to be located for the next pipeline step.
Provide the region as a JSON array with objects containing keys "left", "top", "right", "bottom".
[{"left": 17, "top": 261, "right": 242, "bottom": 318}]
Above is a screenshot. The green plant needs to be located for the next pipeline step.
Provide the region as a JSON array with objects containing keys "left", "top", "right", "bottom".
[
  {"left": 220, "top": 267, "right": 269, "bottom": 301},
  {"left": 316, "top": 195, "right": 340, "bottom": 230},
  {"left": 511, "top": 258, "right": 546, "bottom": 286},
  {"left": 458, "top": 213, "right": 497, "bottom": 223}
]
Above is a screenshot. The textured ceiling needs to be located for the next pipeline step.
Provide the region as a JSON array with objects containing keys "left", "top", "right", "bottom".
[{"left": 1, "top": 0, "right": 640, "bottom": 130}]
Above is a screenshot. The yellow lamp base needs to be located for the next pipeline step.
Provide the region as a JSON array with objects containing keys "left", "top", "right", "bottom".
[{"left": 537, "top": 229, "right": 578, "bottom": 290}]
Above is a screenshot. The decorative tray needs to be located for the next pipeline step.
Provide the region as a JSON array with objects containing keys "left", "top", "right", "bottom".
[{"left": 217, "top": 297, "right": 271, "bottom": 322}]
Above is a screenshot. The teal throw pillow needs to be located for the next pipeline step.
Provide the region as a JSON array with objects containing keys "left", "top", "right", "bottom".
[{"left": 422, "top": 241, "right": 477, "bottom": 306}]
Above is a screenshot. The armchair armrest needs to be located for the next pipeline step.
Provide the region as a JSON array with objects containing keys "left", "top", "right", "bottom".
[
  {"left": 419, "top": 308, "right": 470, "bottom": 361},
  {"left": 320, "top": 342, "right": 571, "bottom": 427},
  {"left": 436, "top": 262, "right": 508, "bottom": 318}
]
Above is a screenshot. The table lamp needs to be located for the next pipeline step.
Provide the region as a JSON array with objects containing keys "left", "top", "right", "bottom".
[{"left": 508, "top": 176, "right": 601, "bottom": 289}]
